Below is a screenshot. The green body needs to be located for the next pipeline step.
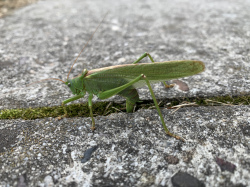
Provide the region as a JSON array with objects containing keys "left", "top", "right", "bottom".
[{"left": 63, "top": 53, "right": 205, "bottom": 141}]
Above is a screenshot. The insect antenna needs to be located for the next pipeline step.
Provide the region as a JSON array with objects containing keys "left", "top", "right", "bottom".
[
  {"left": 27, "top": 13, "right": 108, "bottom": 87},
  {"left": 27, "top": 78, "right": 65, "bottom": 87},
  {"left": 66, "top": 12, "right": 109, "bottom": 81}
]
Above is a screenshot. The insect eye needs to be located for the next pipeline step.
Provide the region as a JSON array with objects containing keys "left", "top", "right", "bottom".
[{"left": 67, "top": 83, "right": 71, "bottom": 87}]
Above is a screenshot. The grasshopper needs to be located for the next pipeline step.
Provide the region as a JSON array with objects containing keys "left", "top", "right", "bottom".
[{"left": 31, "top": 16, "right": 205, "bottom": 141}]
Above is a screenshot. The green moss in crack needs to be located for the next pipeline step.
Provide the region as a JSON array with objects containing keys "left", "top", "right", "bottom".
[
  {"left": 0, "top": 102, "right": 124, "bottom": 120},
  {"left": 0, "top": 95, "right": 249, "bottom": 120}
]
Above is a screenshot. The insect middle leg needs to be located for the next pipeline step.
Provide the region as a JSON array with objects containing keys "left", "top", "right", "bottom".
[
  {"left": 133, "top": 52, "right": 174, "bottom": 88},
  {"left": 119, "top": 88, "right": 139, "bottom": 113}
]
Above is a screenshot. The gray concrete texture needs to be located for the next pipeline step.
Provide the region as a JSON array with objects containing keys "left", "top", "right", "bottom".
[{"left": 0, "top": 0, "right": 249, "bottom": 186}]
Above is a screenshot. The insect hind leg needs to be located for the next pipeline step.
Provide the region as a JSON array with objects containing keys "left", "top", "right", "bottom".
[
  {"left": 142, "top": 75, "right": 184, "bottom": 141},
  {"left": 132, "top": 52, "right": 154, "bottom": 64},
  {"left": 97, "top": 73, "right": 183, "bottom": 141},
  {"left": 133, "top": 53, "right": 174, "bottom": 88}
]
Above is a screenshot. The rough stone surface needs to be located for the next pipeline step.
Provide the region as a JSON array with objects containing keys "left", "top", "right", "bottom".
[
  {"left": 0, "top": 106, "right": 249, "bottom": 186},
  {"left": 0, "top": 0, "right": 249, "bottom": 186},
  {"left": 0, "top": 0, "right": 249, "bottom": 109}
]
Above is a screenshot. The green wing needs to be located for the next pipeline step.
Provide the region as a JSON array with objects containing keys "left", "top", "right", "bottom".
[{"left": 86, "top": 60, "right": 204, "bottom": 89}]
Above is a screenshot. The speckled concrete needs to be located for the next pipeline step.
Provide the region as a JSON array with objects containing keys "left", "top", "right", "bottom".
[
  {"left": 0, "top": 106, "right": 249, "bottom": 186},
  {"left": 0, "top": 0, "right": 249, "bottom": 186}
]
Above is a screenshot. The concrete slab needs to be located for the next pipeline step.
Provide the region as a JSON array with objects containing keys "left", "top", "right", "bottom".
[
  {"left": 0, "top": 0, "right": 249, "bottom": 186},
  {"left": 0, "top": 106, "right": 249, "bottom": 186},
  {"left": 0, "top": 0, "right": 249, "bottom": 109}
]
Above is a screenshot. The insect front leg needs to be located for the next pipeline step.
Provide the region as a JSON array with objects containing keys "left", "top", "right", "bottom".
[
  {"left": 60, "top": 93, "right": 95, "bottom": 131},
  {"left": 60, "top": 95, "right": 84, "bottom": 119},
  {"left": 133, "top": 52, "right": 174, "bottom": 88}
]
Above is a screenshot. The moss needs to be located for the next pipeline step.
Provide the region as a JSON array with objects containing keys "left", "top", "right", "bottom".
[
  {"left": 0, "top": 0, "right": 37, "bottom": 18},
  {"left": 0, "top": 95, "right": 249, "bottom": 120},
  {"left": 0, "top": 102, "right": 123, "bottom": 120}
]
